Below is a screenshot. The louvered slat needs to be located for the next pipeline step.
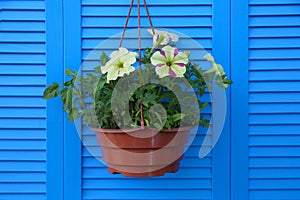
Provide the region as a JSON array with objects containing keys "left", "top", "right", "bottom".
[
  {"left": 0, "top": 1, "right": 46, "bottom": 199},
  {"left": 248, "top": 1, "right": 300, "bottom": 199}
]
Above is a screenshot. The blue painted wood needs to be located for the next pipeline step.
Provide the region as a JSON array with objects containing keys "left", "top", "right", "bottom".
[
  {"left": 82, "top": 17, "right": 212, "bottom": 28},
  {"left": 231, "top": 0, "right": 249, "bottom": 199},
  {"left": 82, "top": 0, "right": 212, "bottom": 5},
  {"left": 249, "top": 0, "right": 300, "bottom": 4},
  {"left": 82, "top": 189, "right": 212, "bottom": 200},
  {"left": 82, "top": 6, "right": 212, "bottom": 16},
  {"left": 248, "top": 1, "right": 300, "bottom": 199},
  {"left": 63, "top": 0, "right": 82, "bottom": 200},
  {"left": 0, "top": 0, "right": 47, "bottom": 199},
  {"left": 80, "top": 1, "right": 216, "bottom": 199},
  {"left": 211, "top": 0, "right": 231, "bottom": 199},
  {"left": 1, "top": 0, "right": 300, "bottom": 199},
  {"left": 45, "top": 0, "right": 64, "bottom": 200}
]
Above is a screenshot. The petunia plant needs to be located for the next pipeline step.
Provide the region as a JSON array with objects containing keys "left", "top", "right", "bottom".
[{"left": 43, "top": 29, "right": 232, "bottom": 130}]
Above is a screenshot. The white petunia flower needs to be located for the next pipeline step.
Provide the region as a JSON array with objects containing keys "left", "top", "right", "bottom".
[
  {"left": 148, "top": 29, "right": 179, "bottom": 46},
  {"left": 101, "top": 47, "right": 138, "bottom": 81},
  {"left": 204, "top": 53, "right": 229, "bottom": 88}
]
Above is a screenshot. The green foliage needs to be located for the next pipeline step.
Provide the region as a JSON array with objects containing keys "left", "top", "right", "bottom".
[{"left": 43, "top": 50, "right": 232, "bottom": 129}]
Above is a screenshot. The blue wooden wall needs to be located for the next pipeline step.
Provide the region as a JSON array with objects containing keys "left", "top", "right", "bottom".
[
  {"left": 80, "top": 1, "right": 230, "bottom": 200},
  {"left": 0, "top": 0, "right": 300, "bottom": 199},
  {"left": 0, "top": 0, "right": 47, "bottom": 199},
  {"left": 247, "top": 0, "right": 300, "bottom": 199}
]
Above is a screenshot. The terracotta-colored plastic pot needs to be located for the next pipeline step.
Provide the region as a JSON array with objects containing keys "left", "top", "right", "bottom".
[{"left": 91, "top": 126, "right": 193, "bottom": 177}]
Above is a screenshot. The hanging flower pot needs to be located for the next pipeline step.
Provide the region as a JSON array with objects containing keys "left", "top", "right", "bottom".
[
  {"left": 91, "top": 127, "right": 193, "bottom": 177},
  {"left": 42, "top": 0, "right": 233, "bottom": 177}
]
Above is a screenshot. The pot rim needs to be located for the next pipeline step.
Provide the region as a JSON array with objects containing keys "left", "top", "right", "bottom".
[{"left": 90, "top": 126, "right": 196, "bottom": 134}]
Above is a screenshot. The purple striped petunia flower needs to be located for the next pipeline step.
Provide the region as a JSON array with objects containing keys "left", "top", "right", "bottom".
[{"left": 151, "top": 46, "right": 189, "bottom": 78}]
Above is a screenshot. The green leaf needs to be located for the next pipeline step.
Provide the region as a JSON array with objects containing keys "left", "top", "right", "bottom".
[
  {"left": 63, "top": 78, "right": 75, "bottom": 87},
  {"left": 72, "top": 108, "right": 79, "bottom": 117},
  {"left": 154, "top": 123, "right": 163, "bottom": 130},
  {"left": 62, "top": 105, "right": 69, "bottom": 113},
  {"left": 200, "top": 102, "right": 209, "bottom": 110},
  {"left": 60, "top": 88, "right": 68, "bottom": 104},
  {"left": 68, "top": 110, "right": 74, "bottom": 122},
  {"left": 43, "top": 82, "right": 60, "bottom": 99},
  {"left": 94, "top": 79, "right": 106, "bottom": 97},
  {"left": 60, "top": 88, "right": 73, "bottom": 110},
  {"left": 95, "top": 66, "right": 102, "bottom": 74},
  {"left": 223, "top": 79, "right": 233, "bottom": 84},
  {"left": 100, "top": 52, "right": 108, "bottom": 66},
  {"left": 192, "top": 64, "right": 202, "bottom": 79},
  {"left": 202, "top": 119, "right": 210, "bottom": 128},
  {"left": 172, "top": 113, "right": 185, "bottom": 122},
  {"left": 65, "top": 68, "right": 77, "bottom": 77},
  {"left": 144, "top": 119, "right": 150, "bottom": 126}
]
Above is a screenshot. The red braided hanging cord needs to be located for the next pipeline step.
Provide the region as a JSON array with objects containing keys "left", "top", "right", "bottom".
[
  {"left": 119, "top": 0, "right": 135, "bottom": 48},
  {"left": 119, "top": 0, "right": 155, "bottom": 48},
  {"left": 119, "top": 0, "right": 155, "bottom": 128},
  {"left": 143, "top": 0, "right": 155, "bottom": 35},
  {"left": 137, "top": 0, "right": 145, "bottom": 128}
]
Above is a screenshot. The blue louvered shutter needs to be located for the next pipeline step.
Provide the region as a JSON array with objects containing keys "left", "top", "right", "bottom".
[
  {"left": 80, "top": 0, "right": 225, "bottom": 199},
  {"left": 4, "top": 0, "right": 300, "bottom": 199},
  {"left": 248, "top": 0, "right": 300, "bottom": 199},
  {"left": 0, "top": 0, "right": 46, "bottom": 199}
]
